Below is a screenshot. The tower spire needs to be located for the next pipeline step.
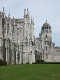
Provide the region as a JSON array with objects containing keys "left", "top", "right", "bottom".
[
  {"left": 31, "top": 17, "right": 34, "bottom": 25},
  {"left": 3, "top": 7, "right": 5, "bottom": 17},
  {"left": 31, "top": 17, "right": 33, "bottom": 23},
  {"left": 8, "top": 12, "right": 10, "bottom": 18},
  {"left": 27, "top": 8, "right": 28, "bottom": 14},
  {"left": 46, "top": 19, "right": 47, "bottom": 23},
  {"left": 3, "top": 7, "right": 4, "bottom": 13},
  {"left": 24, "top": 9, "right": 26, "bottom": 14}
]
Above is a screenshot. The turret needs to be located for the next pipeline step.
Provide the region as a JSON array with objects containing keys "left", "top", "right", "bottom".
[
  {"left": 24, "top": 8, "right": 30, "bottom": 38},
  {"left": 24, "top": 8, "right": 30, "bottom": 19},
  {"left": 31, "top": 17, "right": 33, "bottom": 24},
  {"left": 3, "top": 7, "right": 5, "bottom": 18},
  {"left": 3, "top": 7, "right": 4, "bottom": 13},
  {"left": 8, "top": 12, "right": 10, "bottom": 19},
  {"left": 27, "top": 8, "right": 28, "bottom": 14},
  {"left": 24, "top": 9, "right": 26, "bottom": 18},
  {"left": 31, "top": 17, "right": 34, "bottom": 25},
  {"left": 41, "top": 20, "right": 52, "bottom": 61},
  {"left": 30, "top": 17, "right": 34, "bottom": 42}
]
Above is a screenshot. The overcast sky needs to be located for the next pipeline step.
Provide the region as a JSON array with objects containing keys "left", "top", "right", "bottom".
[{"left": 0, "top": 0, "right": 60, "bottom": 47}]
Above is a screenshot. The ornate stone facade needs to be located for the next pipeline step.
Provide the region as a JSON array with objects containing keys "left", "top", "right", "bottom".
[
  {"left": 36, "top": 20, "right": 60, "bottom": 62},
  {"left": 0, "top": 7, "right": 60, "bottom": 64},
  {"left": 0, "top": 7, "right": 35, "bottom": 64}
]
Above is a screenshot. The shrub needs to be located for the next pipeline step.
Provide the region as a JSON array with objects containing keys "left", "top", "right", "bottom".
[
  {"left": 36, "top": 60, "right": 44, "bottom": 62},
  {"left": 33, "top": 61, "right": 60, "bottom": 64},
  {"left": 26, "top": 62, "right": 29, "bottom": 64},
  {"left": 0, "top": 59, "right": 7, "bottom": 66}
]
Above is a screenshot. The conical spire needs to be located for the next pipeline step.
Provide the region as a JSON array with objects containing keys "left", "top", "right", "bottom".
[
  {"left": 24, "top": 9, "right": 26, "bottom": 15},
  {"left": 13, "top": 17, "right": 14, "bottom": 19},
  {"left": 46, "top": 19, "right": 47, "bottom": 23},
  {"left": 31, "top": 17, "right": 33, "bottom": 23},
  {"left": 31, "top": 17, "right": 34, "bottom": 25},
  {"left": 3, "top": 7, "right": 5, "bottom": 17},
  {"left": 3, "top": 7, "right": 4, "bottom": 13},
  {"left": 8, "top": 12, "right": 10, "bottom": 18},
  {"left": 27, "top": 8, "right": 28, "bottom": 13}
]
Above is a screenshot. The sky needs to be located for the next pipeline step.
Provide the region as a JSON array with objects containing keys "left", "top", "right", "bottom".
[{"left": 0, "top": 0, "right": 60, "bottom": 47}]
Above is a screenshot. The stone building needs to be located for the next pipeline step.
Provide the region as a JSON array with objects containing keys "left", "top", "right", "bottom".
[
  {"left": 0, "top": 7, "right": 35, "bottom": 64},
  {"left": 36, "top": 20, "right": 60, "bottom": 62},
  {"left": 0, "top": 7, "right": 60, "bottom": 64}
]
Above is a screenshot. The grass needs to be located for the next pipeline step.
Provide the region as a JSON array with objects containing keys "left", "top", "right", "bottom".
[{"left": 0, "top": 64, "right": 60, "bottom": 80}]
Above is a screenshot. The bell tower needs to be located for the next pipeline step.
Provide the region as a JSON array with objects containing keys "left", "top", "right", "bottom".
[{"left": 41, "top": 20, "right": 52, "bottom": 61}]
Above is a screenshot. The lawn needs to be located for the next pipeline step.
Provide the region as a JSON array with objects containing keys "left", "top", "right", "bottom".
[{"left": 0, "top": 64, "right": 60, "bottom": 80}]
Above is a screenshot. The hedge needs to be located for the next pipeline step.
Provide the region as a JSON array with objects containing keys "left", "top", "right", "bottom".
[{"left": 0, "top": 59, "right": 7, "bottom": 66}]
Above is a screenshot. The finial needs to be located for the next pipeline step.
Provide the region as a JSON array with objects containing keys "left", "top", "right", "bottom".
[
  {"left": 27, "top": 8, "right": 28, "bottom": 12},
  {"left": 8, "top": 12, "right": 10, "bottom": 18},
  {"left": 46, "top": 19, "right": 47, "bottom": 23},
  {"left": 31, "top": 16, "right": 32, "bottom": 23},
  {"left": 27, "top": 8, "right": 29, "bottom": 15},
  {"left": 24, "top": 9, "right": 26, "bottom": 16},
  {"left": 3, "top": 7, "right": 4, "bottom": 12},
  {"left": 3, "top": 7, "right": 5, "bottom": 17},
  {"left": 33, "top": 18, "right": 34, "bottom": 25},
  {"left": 13, "top": 17, "right": 14, "bottom": 19},
  {"left": 33, "top": 18, "right": 34, "bottom": 21}
]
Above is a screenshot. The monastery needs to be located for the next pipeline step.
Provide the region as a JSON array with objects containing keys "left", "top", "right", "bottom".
[{"left": 0, "top": 7, "right": 60, "bottom": 64}]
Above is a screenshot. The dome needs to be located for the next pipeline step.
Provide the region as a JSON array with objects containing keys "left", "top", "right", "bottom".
[{"left": 42, "top": 20, "right": 51, "bottom": 29}]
